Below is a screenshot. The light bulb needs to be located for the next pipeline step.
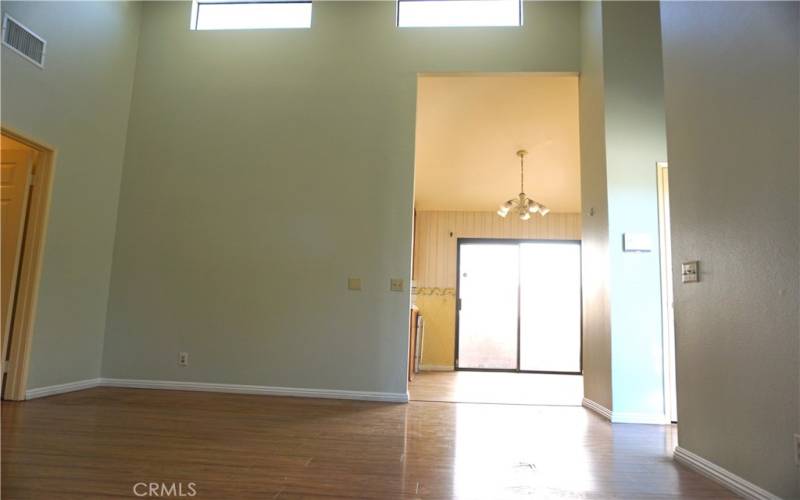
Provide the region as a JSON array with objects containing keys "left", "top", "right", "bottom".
[
  {"left": 520, "top": 211, "right": 531, "bottom": 221},
  {"left": 529, "top": 203, "right": 540, "bottom": 213},
  {"left": 497, "top": 208, "right": 508, "bottom": 218},
  {"left": 539, "top": 206, "right": 550, "bottom": 216}
]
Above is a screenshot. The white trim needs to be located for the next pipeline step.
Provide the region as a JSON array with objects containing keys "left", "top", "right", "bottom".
[
  {"left": 25, "top": 378, "right": 101, "bottom": 399},
  {"left": 418, "top": 364, "right": 454, "bottom": 372},
  {"left": 582, "top": 397, "right": 612, "bottom": 420},
  {"left": 583, "top": 398, "right": 669, "bottom": 424},
  {"left": 674, "top": 446, "right": 781, "bottom": 500},
  {"left": 99, "top": 378, "right": 408, "bottom": 403}
]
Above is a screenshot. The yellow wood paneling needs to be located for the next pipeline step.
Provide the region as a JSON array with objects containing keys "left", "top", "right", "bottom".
[{"left": 412, "top": 211, "right": 581, "bottom": 289}]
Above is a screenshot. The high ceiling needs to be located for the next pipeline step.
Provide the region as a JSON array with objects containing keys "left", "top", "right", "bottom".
[{"left": 414, "top": 74, "right": 581, "bottom": 213}]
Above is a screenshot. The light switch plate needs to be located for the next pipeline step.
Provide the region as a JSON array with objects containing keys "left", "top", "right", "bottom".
[
  {"left": 390, "top": 278, "right": 403, "bottom": 292},
  {"left": 794, "top": 434, "right": 800, "bottom": 466},
  {"left": 681, "top": 261, "right": 699, "bottom": 283},
  {"left": 347, "top": 277, "right": 362, "bottom": 291}
]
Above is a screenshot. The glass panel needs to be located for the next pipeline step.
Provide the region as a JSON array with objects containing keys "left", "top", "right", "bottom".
[
  {"left": 397, "top": 0, "right": 521, "bottom": 28},
  {"left": 519, "top": 242, "right": 581, "bottom": 372},
  {"left": 194, "top": 2, "right": 312, "bottom": 31},
  {"left": 457, "top": 243, "right": 519, "bottom": 369}
]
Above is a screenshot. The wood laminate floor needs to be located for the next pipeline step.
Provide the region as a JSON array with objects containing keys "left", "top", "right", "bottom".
[
  {"left": 408, "top": 371, "right": 584, "bottom": 406},
  {"left": 1, "top": 388, "right": 735, "bottom": 499}
]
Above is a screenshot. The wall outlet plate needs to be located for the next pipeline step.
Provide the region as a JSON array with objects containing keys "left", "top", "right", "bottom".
[
  {"left": 179, "top": 352, "right": 189, "bottom": 366},
  {"left": 390, "top": 278, "right": 403, "bottom": 292},
  {"left": 347, "top": 277, "right": 362, "bottom": 291}
]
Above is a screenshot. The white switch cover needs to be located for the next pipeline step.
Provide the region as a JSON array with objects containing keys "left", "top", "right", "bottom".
[
  {"left": 623, "top": 233, "right": 652, "bottom": 252},
  {"left": 681, "top": 261, "right": 699, "bottom": 283}
]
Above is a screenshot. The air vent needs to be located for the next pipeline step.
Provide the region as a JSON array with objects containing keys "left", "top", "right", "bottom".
[{"left": 2, "top": 14, "right": 45, "bottom": 68}]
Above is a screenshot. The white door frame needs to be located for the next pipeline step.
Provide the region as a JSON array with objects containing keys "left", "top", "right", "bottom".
[{"left": 656, "top": 161, "right": 678, "bottom": 422}]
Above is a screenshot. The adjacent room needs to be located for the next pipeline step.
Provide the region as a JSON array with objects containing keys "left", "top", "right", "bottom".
[
  {"left": 408, "top": 73, "right": 585, "bottom": 406},
  {"left": 1, "top": 1, "right": 798, "bottom": 499}
]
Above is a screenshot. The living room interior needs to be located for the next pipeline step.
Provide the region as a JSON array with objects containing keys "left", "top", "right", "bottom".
[{"left": 1, "top": 1, "right": 798, "bottom": 499}]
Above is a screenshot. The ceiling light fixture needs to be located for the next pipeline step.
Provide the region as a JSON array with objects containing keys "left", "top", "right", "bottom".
[{"left": 497, "top": 150, "right": 550, "bottom": 220}]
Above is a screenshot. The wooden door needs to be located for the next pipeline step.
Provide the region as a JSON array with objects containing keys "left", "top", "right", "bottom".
[{"left": 1, "top": 149, "right": 34, "bottom": 367}]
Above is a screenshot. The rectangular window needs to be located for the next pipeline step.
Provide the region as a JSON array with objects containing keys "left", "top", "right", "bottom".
[
  {"left": 190, "top": 1, "right": 312, "bottom": 31},
  {"left": 397, "top": 0, "right": 522, "bottom": 28}
]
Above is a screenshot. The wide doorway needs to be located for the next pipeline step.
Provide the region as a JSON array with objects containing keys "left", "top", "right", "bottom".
[{"left": 456, "top": 239, "right": 581, "bottom": 374}]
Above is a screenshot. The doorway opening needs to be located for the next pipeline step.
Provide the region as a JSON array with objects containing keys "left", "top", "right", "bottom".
[
  {"left": 407, "top": 72, "right": 582, "bottom": 405},
  {"left": 455, "top": 239, "right": 581, "bottom": 374},
  {"left": 1, "top": 128, "right": 55, "bottom": 401}
]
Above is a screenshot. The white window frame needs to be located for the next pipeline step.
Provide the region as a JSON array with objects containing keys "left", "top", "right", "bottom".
[{"left": 190, "top": 0, "right": 313, "bottom": 31}]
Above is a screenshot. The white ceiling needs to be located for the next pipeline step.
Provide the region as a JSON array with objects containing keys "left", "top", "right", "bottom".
[{"left": 414, "top": 74, "right": 581, "bottom": 213}]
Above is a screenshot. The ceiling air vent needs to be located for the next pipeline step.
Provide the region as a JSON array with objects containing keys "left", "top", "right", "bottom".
[{"left": 2, "top": 14, "right": 45, "bottom": 68}]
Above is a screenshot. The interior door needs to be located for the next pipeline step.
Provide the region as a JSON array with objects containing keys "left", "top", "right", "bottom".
[
  {"left": 1, "top": 149, "right": 34, "bottom": 368},
  {"left": 519, "top": 241, "right": 582, "bottom": 373},
  {"left": 456, "top": 242, "right": 519, "bottom": 369}
]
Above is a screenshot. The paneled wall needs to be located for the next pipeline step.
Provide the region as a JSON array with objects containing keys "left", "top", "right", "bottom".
[
  {"left": 412, "top": 210, "right": 581, "bottom": 368},
  {"left": 414, "top": 211, "right": 581, "bottom": 288}
]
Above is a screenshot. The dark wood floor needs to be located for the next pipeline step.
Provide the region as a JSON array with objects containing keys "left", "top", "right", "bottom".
[{"left": 2, "top": 388, "right": 735, "bottom": 499}]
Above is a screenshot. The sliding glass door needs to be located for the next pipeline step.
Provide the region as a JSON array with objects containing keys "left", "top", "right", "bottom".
[
  {"left": 456, "top": 243, "right": 519, "bottom": 369},
  {"left": 456, "top": 239, "right": 581, "bottom": 374},
  {"left": 518, "top": 242, "right": 582, "bottom": 372}
]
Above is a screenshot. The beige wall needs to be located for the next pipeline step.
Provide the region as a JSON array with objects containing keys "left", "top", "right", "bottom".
[
  {"left": 661, "top": 2, "right": 799, "bottom": 497},
  {"left": 0, "top": 2, "right": 141, "bottom": 389},
  {"left": 412, "top": 210, "right": 580, "bottom": 367},
  {"left": 101, "top": 1, "right": 581, "bottom": 394}
]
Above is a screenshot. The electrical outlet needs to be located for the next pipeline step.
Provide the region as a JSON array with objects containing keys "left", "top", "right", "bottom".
[
  {"left": 390, "top": 278, "right": 403, "bottom": 292},
  {"left": 795, "top": 434, "right": 800, "bottom": 466},
  {"left": 347, "top": 277, "right": 362, "bottom": 291},
  {"left": 179, "top": 352, "right": 189, "bottom": 366}
]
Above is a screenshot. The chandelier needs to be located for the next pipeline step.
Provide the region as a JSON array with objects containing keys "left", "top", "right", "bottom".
[{"left": 497, "top": 149, "right": 550, "bottom": 220}]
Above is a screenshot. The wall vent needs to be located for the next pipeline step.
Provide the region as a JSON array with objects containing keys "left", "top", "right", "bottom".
[{"left": 2, "top": 14, "right": 45, "bottom": 68}]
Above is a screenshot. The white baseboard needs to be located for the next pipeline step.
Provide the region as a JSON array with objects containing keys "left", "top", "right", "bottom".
[
  {"left": 418, "top": 364, "right": 454, "bottom": 372},
  {"left": 25, "top": 378, "right": 101, "bottom": 399},
  {"left": 25, "top": 377, "right": 407, "bottom": 403},
  {"left": 582, "top": 397, "right": 612, "bottom": 420},
  {"left": 582, "top": 397, "right": 669, "bottom": 424},
  {"left": 674, "top": 446, "right": 780, "bottom": 500},
  {"left": 99, "top": 378, "right": 408, "bottom": 403}
]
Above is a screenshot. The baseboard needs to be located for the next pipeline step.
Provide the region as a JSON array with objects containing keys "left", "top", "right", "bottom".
[
  {"left": 673, "top": 446, "right": 780, "bottom": 500},
  {"left": 582, "top": 397, "right": 612, "bottom": 420},
  {"left": 582, "top": 398, "right": 668, "bottom": 424},
  {"left": 98, "top": 378, "right": 408, "bottom": 403},
  {"left": 418, "top": 364, "right": 454, "bottom": 372},
  {"left": 25, "top": 378, "right": 102, "bottom": 399}
]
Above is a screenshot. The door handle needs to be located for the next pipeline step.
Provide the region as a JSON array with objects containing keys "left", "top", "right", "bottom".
[{"left": 457, "top": 298, "right": 462, "bottom": 311}]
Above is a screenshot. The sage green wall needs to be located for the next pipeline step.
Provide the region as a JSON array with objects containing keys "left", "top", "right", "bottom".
[
  {"left": 101, "top": 1, "right": 580, "bottom": 393},
  {"left": 661, "top": 2, "right": 799, "bottom": 497},
  {"left": 578, "top": 1, "right": 612, "bottom": 410},
  {"left": 578, "top": 2, "right": 667, "bottom": 418},
  {"left": 0, "top": 2, "right": 141, "bottom": 389},
  {"left": 602, "top": 2, "right": 667, "bottom": 418}
]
